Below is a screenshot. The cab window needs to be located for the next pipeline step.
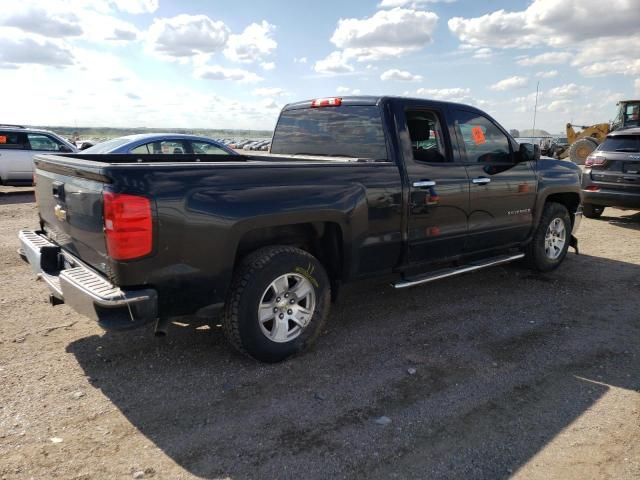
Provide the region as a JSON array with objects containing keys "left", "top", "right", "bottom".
[
  {"left": 405, "top": 110, "right": 447, "bottom": 163},
  {"left": 453, "top": 110, "right": 512, "bottom": 163}
]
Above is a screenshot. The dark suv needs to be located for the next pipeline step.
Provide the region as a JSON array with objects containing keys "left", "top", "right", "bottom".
[{"left": 582, "top": 128, "right": 640, "bottom": 218}]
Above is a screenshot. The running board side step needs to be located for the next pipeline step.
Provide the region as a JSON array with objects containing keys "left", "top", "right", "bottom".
[{"left": 393, "top": 253, "right": 525, "bottom": 289}]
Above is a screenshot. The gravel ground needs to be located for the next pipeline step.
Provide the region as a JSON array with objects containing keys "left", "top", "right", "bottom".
[{"left": 1, "top": 194, "right": 639, "bottom": 480}]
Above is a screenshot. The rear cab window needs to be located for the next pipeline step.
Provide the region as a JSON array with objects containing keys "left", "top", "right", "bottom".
[
  {"left": 270, "top": 104, "right": 388, "bottom": 161},
  {"left": 599, "top": 135, "right": 640, "bottom": 152}
]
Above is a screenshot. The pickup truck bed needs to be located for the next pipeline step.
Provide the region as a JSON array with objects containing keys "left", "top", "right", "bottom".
[{"left": 19, "top": 96, "right": 583, "bottom": 362}]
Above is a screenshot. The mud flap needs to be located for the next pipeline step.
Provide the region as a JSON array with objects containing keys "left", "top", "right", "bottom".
[{"left": 570, "top": 235, "right": 579, "bottom": 255}]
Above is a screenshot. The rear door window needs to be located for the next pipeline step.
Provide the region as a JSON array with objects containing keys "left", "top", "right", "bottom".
[{"left": 270, "top": 105, "right": 388, "bottom": 160}]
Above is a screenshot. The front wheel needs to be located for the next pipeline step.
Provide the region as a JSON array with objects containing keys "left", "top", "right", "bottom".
[
  {"left": 525, "top": 202, "right": 572, "bottom": 272},
  {"left": 583, "top": 203, "right": 605, "bottom": 219},
  {"left": 222, "top": 246, "right": 330, "bottom": 362}
]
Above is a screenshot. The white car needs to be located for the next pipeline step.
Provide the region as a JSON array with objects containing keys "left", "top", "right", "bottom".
[{"left": 0, "top": 125, "right": 77, "bottom": 185}]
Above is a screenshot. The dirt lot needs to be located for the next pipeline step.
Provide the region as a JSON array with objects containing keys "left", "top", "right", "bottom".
[{"left": 1, "top": 190, "right": 639, "bottom": 480}]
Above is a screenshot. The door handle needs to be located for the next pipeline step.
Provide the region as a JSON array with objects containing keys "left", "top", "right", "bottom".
[
  {"left": 413, "top": 180, "right": 436, "bottom": 188},
  {"left": 472, "top": 177, "right": 491, "bottom": 185}
]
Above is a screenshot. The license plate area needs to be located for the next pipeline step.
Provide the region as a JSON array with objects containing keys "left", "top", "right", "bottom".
[{"left": 623, "top": 162, "right": 640, "bottom": 174}]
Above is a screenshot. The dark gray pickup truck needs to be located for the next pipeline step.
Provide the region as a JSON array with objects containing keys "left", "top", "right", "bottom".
[{"left": 19, "top": 96, "right": 583, "bottom": 362}]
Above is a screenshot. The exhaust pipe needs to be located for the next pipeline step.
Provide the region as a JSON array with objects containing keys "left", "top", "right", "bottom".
[{"left": 154, "top": 317, "right": 170, "bottom": 337}]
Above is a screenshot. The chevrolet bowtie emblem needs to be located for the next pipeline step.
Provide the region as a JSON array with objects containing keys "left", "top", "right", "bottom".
[{"left": 54, "top": 204, "right": 67, "bottom": 222}]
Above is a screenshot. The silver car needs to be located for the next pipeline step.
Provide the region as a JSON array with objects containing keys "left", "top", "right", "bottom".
[{"left": 0, "top": 125, "right": 76, "bottom": 185}]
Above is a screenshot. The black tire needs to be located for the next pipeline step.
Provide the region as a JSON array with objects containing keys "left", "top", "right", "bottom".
[
  {"left": 222, "top": 246, "right": 330, "bottom": 363},
  {"left": 568, "top": 137, "right": 598, "bottom": 165},
  {"left": 583, "top": 203, "right": 605, "bottom": 219},
  {"left": 525, "top": 202, "right": 572, "bottom": 272}
]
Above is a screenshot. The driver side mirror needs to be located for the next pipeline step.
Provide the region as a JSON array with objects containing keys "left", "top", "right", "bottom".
[
  {"left": 519, "top": 142, "right": 540, "bottom": 162},
  {"left": 59, "top": 144, "right": 74, "bottom": 153}
]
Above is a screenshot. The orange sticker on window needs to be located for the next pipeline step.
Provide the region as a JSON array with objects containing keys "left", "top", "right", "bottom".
[
  {"left": 0, "top": 135, "right": 6, "bottom": 144},
  {"left": 471, "top": 126, "right": 486, "bottom": 145}
]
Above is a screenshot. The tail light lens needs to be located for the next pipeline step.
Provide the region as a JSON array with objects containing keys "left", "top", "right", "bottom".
[
  {"left": 311, "top": 97, "right": 342, "bottom": 108},
  {"left": 585, "top": 155, "right": 606, "bottom": 167},
  {"left": 103, "top": 192, "right": 152, "bottom": 260}
]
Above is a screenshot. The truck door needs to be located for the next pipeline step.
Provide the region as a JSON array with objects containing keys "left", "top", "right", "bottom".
[
  {"left": 450, "top": 109, "right": 537, "bottom": 252},
  {"left": 400, "top": 107, "right": 469, "bottom": 264}
]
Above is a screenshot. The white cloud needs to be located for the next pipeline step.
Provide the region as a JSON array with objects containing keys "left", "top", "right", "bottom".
[
  {"left": 416, "top": 87, "right": 473, "bottom": 102},
  {"left": 0, "top": 28, "right": 75, "bottom": 68},
  {"left": 536, "top": 70, "right": 558, "bottom": 78},
  {"left": 1, "top": 2, "right": 140, "bottom": 44},
  {"left": 448, "top": 0, "right": 640, "bottom": 82},
  {"left": 380, "top": 68, "right": 422, "bottom": 81},
  {"left": 635, "top": 79, "right": 640, "bottom": 95},
  {"left": 1, "top": 7, "right": 83, "bottom": 38},
  {"left": 261, "top": 98, "right": 280, "bottom": 109},
  {"left": 294, "top": 56, "right": 307, "bottom": 63},
  {"left": 449, "top": 0, "right": 639, "bottom": 49},
  {"left": 331, "top": 8, "right": 438, "bottom": 58},
  {"left": 378, "top": 0, "right": 455, "bottom": 7},
  {"left": 473, "top": 47, "right": 493, "bottom": 59},
  {"left": 261, "top": 61, "right": 275, "bottom": 71},
  {"left": 490, "top": 75, "right": 528, "bottom": 91},
  {"left": 224, "top": 21, "right": 277, "bottom": 64},
  {"left": 517, "top": 52, "right": 571, "bottom": 66},
  {"left": 147, "top": 14, "right": 230, "bottom": 58},
  {"left": 253, "top": 87, "right": 286, "bottom": 97},
  {"left": 578, "top": 58, "right": 640, "bottom": 77},
  {"left": 195, "top": 65, "right": 263, "bottom": 83},
  {"left": 546, "top": 83, "right": 591, "bottom": 99},
  {"left": 336, "top": 86, "right": 362, "bottom": 95},
  {"left": 109, "top": 0, "right": 158, "bottom": 14},
  {"left": 314, "top": 51, "right": 354, "bottom": 74}
]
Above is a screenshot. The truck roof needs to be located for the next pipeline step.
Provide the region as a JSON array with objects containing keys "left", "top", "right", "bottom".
[{"left": 282, "top": 95, "right": 485, "bottom": 112}]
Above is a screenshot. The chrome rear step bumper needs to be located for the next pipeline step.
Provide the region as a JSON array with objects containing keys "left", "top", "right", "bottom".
[{"left": 18, "top": 229, "right": 157, "bottom": 330}]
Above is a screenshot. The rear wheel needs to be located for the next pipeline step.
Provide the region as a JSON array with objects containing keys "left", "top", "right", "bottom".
[
  {"left": 583, "top": 203, "right": 605, "bottom": 219},
  {"left": 525, "top": 202, "right": 571, "bottom": 272},
  {"left": 568, "top": 137, "right": 598, "bottom": 165},
  {"left": 222, "top": 246, "right": 330, "bottom": 362}
]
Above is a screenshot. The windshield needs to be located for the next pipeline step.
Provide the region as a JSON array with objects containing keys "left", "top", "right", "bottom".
[
  {"left": 82, "top": 137, "right": 133, "bottom": 153},
  {"left": 270, "top": 105, "right": 388, "bottom": 160}
]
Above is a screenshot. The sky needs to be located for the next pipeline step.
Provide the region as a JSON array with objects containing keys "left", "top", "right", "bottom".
[{"left": 1, "top": 0, "right": 639, "bottom": 133}]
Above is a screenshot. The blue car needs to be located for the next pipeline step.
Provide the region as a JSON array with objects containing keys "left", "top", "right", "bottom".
[{"left": 82, "top": 133, "right": 238, "bottom": 155}]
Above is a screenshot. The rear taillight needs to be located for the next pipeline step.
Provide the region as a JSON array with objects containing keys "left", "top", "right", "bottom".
[
  {"left": 585, "top": 155, "right": 606, "bottom": 167},
  {"left": 103, "top": 192, "right": 152, "bottom": 260},
  {"left": 585, "top": 185, "right": 601, "bottom": 192}
]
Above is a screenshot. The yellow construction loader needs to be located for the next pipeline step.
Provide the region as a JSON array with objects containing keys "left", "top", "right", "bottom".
[{"left": 560, "top": 100, "right": 640, "bottom": 164}]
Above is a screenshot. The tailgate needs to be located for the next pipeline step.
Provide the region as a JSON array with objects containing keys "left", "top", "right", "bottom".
[
  {"left": 35, "top": 161, "right": 110, "bottom": 274},
  {"left": 590, "top": 158, "right": 640, "bottom": 192}
]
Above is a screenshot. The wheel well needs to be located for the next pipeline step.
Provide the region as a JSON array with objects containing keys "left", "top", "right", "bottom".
[
  {"left": 236, "top": 222, "right": 344, "bottom": 281},
  {"left": 546, "top": 193, "right": 580, "bottom": 224}
]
